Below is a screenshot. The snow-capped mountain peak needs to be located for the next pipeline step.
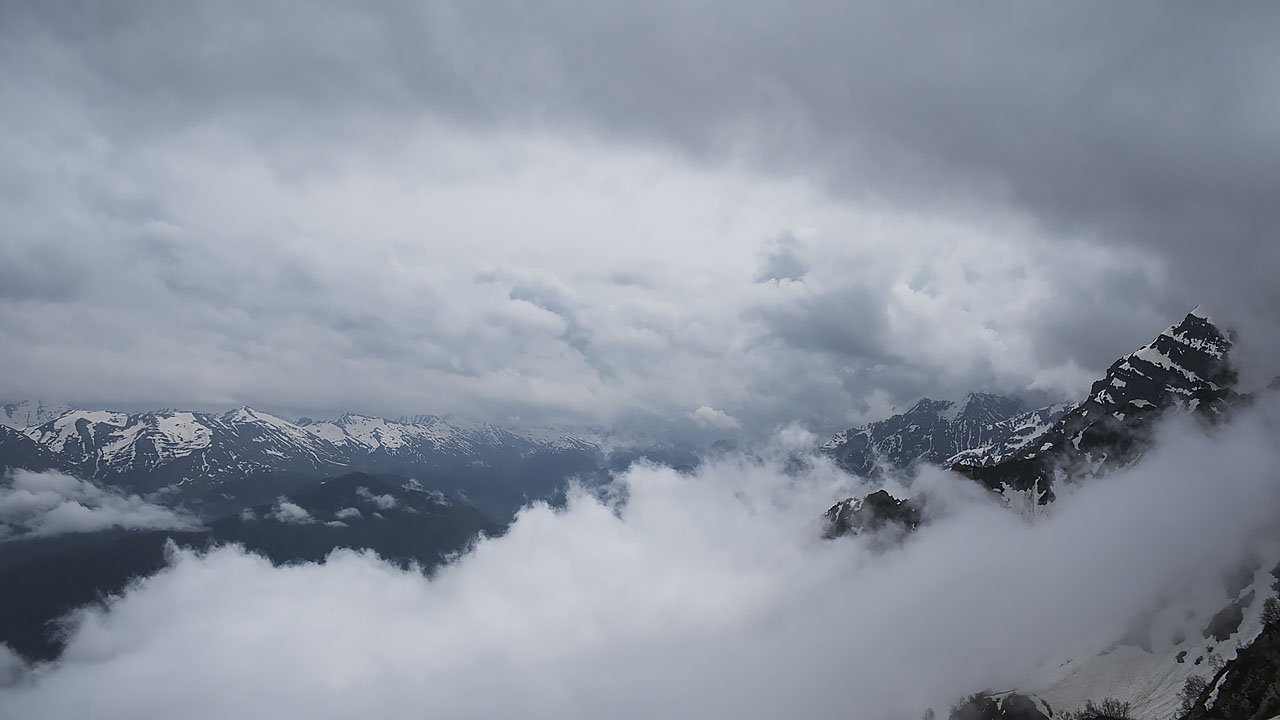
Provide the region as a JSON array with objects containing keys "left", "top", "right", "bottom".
[
  {"left": 824, "top": 311, "right": 1237, "bottom": 484},
  {"left": 17, "top": 407, "right": 344, "bottom": 489},
  {"left": 952, "top": 310, "right": 1241, "bottom": 506},
  {"left": 1087, "top": 311, "right": 1235, "bottom": 411}
]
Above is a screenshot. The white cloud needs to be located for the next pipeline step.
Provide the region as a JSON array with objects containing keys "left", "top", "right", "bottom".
[
  {"left": 268, "top": 499, "right": 313, "bottom": 525},
  {"left": 0, "top": 470, "right": 198, "bottom": 539},
  {"left": 690, "top": 406, "right": 741, "bottom": 431},
  {"left": 334, "top": 507, "right": 362, "bottom": 520},
  {"left": 0, "top": 644, "right": 23, "bottom": 687},
  {"left": 355, "top": 487, "right": 397, "bottom": 511},
  {"left": 2, "top": 400, "right": 1278, "bottom": 718}
]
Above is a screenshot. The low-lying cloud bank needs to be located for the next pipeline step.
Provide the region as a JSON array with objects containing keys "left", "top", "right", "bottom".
[
  {"left": 2, "top": 401, "right": 1278, "bottom": 719},
  {"left": 0, "top": 470, "right": 198, "bottom": 540}
]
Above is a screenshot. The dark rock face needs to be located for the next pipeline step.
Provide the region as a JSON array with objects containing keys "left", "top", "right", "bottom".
[
  {"left": 0, "top": 425, "right": 63, "bottom": 474},
  {"left": 1179, "top": 617, "right": 1280, "bottom": 720},
  {"left": 944, "top": 403, "right": 1078, "bottom": 469},
  {"left": 821, "top": 393, "right": 1071, "bottom": 476},
  {"left": 1203, "top": 591, "right": 1254, "bottom": 644},
  {"left": 822, "top": 489, "right": 922, "bottom": 540},
  {"left": 954, "top": 311, "right": 1238, "bottom": 500},
  {"left": 949, "top": 692, "right": 1051, "bottom": 720}
]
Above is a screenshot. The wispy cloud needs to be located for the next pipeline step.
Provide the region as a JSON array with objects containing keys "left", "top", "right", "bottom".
[
  {"left": 268, "top": 499, "right": 313, "bottom": 525},
  {"left": 0, "top": 470, "right": 199, "bottom": 539}
]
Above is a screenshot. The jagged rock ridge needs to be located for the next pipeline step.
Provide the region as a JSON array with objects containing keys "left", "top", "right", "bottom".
[
  {"left": 20, "top": 408, "right": 348, "bottom": 491},
  {"left": 824, "top": 311, "right": 1242, "bottom": 536},
  {"left": 953, "top": 310, "right": 1238, "bottom": 503},
  {"left": 822, "top": 392, "right": 1072, "bottom": 476},
  {"left": 821, "top": 489, "right": 922, "bottom": 540}
]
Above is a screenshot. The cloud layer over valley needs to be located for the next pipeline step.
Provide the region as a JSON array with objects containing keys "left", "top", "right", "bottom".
[
  {"left": 0, "top": 470, "right": 198, "bottom": 540},
  {"left": 3, "top": 399, "right": 1278, "bottom": 719}
]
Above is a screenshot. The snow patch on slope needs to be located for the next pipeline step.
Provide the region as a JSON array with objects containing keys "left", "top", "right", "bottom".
[{"left": 0, "top": 401, "right": 72, "bottom": 430}]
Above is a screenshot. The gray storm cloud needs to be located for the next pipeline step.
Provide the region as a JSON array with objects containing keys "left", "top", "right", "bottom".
[
  {"left": 2, "top": 399, "right": 1278, "bottom": 719},
  {"left": 1, "top": 2, "right": 1277, "bottom": 432}
]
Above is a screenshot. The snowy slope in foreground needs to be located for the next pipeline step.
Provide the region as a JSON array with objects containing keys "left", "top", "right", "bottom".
[{"left": 1027, "top": 555, "right": 1276, "bottom": 719}]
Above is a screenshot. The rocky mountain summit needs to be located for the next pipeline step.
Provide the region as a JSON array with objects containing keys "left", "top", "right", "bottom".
[
  {"left": 821, "top": 489, "right": 922, "bottom": 541},
  {"left": 823, "top": 310, "right": 1244, "bottom": 538},
  {"left": 953, "top": 309, "right": 1238, "bottom": 505}
]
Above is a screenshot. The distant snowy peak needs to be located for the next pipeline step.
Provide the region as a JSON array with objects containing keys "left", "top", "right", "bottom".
[
  {"left": 4, "top": 401, "right": 614, "bottom": 490},
  {"left": 945, "top": 392, "right": 1028, "bottom": 424},
  {"left": 822, "top": 392, "right": 1071, "bottom": 475},
  {"left": 298, "top": 412, "right": 605, "bottom": 458},
  {"left": 0, "top": 401, "right": 72, "bottom": 429},
  {"left": 216, "top": 407, "right": 346, "bottom": 466},
  {"left": 20, "top": 407, "right": 346, "bottom": 487}
]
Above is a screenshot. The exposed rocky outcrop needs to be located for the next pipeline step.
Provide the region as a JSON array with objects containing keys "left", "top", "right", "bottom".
[
  {"left": 822, "top": 394, "right": 1071, "bottom": 476},
  {"left": 1179, "top": 611, "right": 1280, "bottom": 720},
  {"left": 949, "top": 692, "right": 1052, "bottom": 720},
  {"left": 822, "top": 489, "right": 922, "bottom": 540}
]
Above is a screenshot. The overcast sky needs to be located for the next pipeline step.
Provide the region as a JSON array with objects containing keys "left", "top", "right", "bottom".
[{"left": 2, "top": 2, "right": 1277, "bottom": 435}]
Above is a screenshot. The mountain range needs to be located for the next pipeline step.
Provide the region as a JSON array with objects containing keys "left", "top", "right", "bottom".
[
  {"left": 0, "top": 405, "right": 661, "bottom": 520},
  {"left": 4, "top": 309, "right": 1280, "bottom": 718},
  {"left": 0, "top": 405, "right": 660, "bottom": 660}
]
